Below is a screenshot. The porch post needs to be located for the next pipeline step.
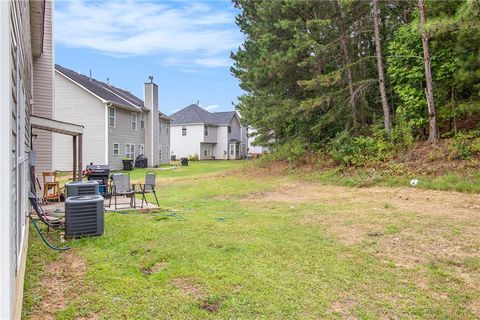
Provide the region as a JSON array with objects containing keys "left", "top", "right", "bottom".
[
  {"left": 73, "top": 135, "right": 77, "bottom": 181},
  {"left": 78, "top": 133, "right": 83, "bottom": 180}
]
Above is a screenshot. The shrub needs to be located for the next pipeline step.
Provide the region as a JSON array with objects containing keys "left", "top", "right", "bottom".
[
  {"left": 448, "top": 132, "right": 474, "bottom": 160},
  {"left": 328, "top": 129, "right": 393, "bottom": 166},
  {"left": 188, "top": 153, "right": 199, "bottom": 161},
  {"left": 391, "top": 110, "right": 415, "bottom": 153},
  {"left": 256, "top": 139, "right": 308, "bottom": 166}
]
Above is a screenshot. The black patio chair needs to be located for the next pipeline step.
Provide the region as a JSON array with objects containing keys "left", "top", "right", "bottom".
[
  {"left": 135, "top": 171, "right": 159, "bottom": 209},
  {"left": 28, "top": 191, "right": 65, "bottom": 230},
  {"left": 108, "top": 173, "right": 136, "bottom": 210}
]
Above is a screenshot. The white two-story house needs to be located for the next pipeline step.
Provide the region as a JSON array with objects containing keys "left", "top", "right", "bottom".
[
  {"left": 54, "top": 65, "right": 171, "bottom": 170},
  {"left": 170, "top": 104, "right": 247, "bottom": 160}
]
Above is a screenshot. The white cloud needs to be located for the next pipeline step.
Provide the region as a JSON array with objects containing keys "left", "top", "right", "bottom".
[
  {"left": 205, "top": 104, "right": 220, "bottom": 112},
  {"left": 195, "top": 58, "right": 231, "bottom": 68},
  {"left": 55, "top": 0, "right": 240, "bottom": 68}
]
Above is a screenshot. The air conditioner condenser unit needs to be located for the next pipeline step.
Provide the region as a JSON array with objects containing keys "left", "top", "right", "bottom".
[{"left": 65, "top": 195, "right": 104, "bottom": 238}]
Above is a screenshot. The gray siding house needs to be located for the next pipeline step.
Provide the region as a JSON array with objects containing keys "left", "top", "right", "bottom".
[
  {"left": 0, "top": 1, "right": 73, "bottom": 317},
  {"left": 54, "top": 65, "right": 171, "bottom": 170},
  {"left": 170, "top": 104, "right": 246, "bottom": 160}
]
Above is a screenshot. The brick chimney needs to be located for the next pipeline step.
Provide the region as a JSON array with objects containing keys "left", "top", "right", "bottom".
[{"left": 144, "top": 76, "right": 159, "bottom": 166}]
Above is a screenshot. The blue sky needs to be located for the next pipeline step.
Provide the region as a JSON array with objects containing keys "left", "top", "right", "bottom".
[{"left": 54, "top": 0, "right": 243, "bottom": 115}]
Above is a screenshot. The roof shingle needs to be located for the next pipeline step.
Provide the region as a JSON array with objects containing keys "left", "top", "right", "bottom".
[
  {"left": 170, "top": 104, "right": 237, "bottom": 125},
  {"left": 55, "top": 64, "right": 144, "bottom": 111}
]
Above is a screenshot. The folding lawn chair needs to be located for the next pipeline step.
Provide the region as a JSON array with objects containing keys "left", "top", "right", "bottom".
[
  {"left": 108, "top": 173, "right": 136, "bottom": 210},
  {"left": 136, "top": 171, "right": 160, "bottom": 209}
]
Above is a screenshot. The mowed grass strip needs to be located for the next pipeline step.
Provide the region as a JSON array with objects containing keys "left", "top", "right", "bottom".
[{"left": 23, "top": 160, "right": 480, "bottom": 319}]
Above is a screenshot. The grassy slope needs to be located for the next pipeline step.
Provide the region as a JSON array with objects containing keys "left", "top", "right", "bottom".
[
  {"left": 306, "top": 167, "right": 480, "bottom": 193},
  {"left": 23, "top": 160, "right": 480, "bottom": 319}
]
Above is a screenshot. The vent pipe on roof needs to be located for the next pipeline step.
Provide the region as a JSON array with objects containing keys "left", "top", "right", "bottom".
[
  {"left": 107, "top": 77, "right": 109, "bottom": 85},
  {"left": 89, "top": 69, "right": 92, "bottom": 82}
]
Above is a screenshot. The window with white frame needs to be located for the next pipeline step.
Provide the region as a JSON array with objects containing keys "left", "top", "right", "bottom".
[
  {"left": 204, "top": 125, "right": 208, "bottom": 136},
  {"left": 113, "top": 143, "right": 119, "bottom": 156},
  {"left": 166, "top": 124, "right": 169, "bottom": 135},
  {"left": 139, "top": 144, "right": 144, "bottom": 155},
  {"left": 159, "top": 145, "right": 163, "bottom": 160},
  {"left": 140, "top": 113, "right": 144, "bottom": 129},
  {"left": 108, "top": 107, "right": 116, "bottom": 127},
  {"left": 182, "top": 126, "right": 187, "bottom": 136},
  {"left": 159, "top": 120, "right": 162, "bottom": 134},
  {"left": 131, "top": 113, "right": 138, "bottom": 131},
  {"left": 125, "top": 144, "right": 135, "bottom": 159},
  {"left": 228, "top": 125, "right": 232, "bottom": 133}
]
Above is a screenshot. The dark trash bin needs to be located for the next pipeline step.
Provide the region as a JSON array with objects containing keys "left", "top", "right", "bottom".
[
  {"left": 181, "top": 157, "right": 189, "bottom": 166},
  {"left": 135, "top": 154, "right": 148, "bottom": 168},
  {"left": 122, "top": 159, "right": 134, "bottom": 171},
  {"left": 171, "top": 155, "right": 176, "bottom": 161}
]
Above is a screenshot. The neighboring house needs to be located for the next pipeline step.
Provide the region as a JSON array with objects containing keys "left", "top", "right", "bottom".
[
  {"left": 169, "top": 104, "right": 246, "bottom": 160},
  {"left": 54, "top": 65, "right": 171, "bottom": 170},
  {"left": 247, "top": 127, "right": 271, "bottom": 155}
]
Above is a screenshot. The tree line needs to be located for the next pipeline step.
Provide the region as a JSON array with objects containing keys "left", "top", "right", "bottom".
[{"left": 231, "top": 0, "right": 480, "bottom": 154}]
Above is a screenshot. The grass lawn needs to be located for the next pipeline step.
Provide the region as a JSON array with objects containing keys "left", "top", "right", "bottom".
[{"left": 23, "top": 160, "right": 480, "bottom": 319}]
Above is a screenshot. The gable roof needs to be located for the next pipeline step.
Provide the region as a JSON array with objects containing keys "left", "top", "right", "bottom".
[
  {"left": 55, "top": 64, "right": 145, "bottom": 111},
  {"left": 170, "top": 104, "right": 238, "bottom": 125}
]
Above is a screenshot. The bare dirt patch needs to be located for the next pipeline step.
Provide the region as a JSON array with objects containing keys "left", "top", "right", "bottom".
[
  {"left": 171, "top": 277, "right": 206, "bottom": 299},
  {"left": 201, "top": 300, "right": 220, "bottom": 313},
  {"left": 28, "top": 250, "right": 87, "bottom": 320},
  {"left": 242, "top": 181, "right": 480, "bottom": 271}
]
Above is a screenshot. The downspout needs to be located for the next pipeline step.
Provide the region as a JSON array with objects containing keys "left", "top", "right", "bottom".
[{"left": 105, "top": 102, "right": 110, "bottom": 165}]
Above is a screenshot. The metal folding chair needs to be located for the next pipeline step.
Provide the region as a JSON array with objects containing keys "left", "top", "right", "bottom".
[
  {"left": 136, "top": 171, "right": 159, "bottom": 209},
  {"left": 108, "top": 173, "right": 136, "bottom": 210}
]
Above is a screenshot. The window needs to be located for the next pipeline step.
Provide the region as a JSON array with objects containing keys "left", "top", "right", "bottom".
[
  {"left": 159, "top": 120, "right": 162, "bottom": 134},
  {"left": 113, "top": 143, "right": 119, "bottom": 156},
  {"left": 182, "top": 126, "right": 187, "bottom": 136},
  {"left": 131, "top": 113, "right": 137, "bottom": 131},
  {"left": 228, "top": 125, "right": 232, "bottom": 133},
  {"left": 166, "top": 124, "right": 169, "bottom": 135},
  {"left": 139, "top": 144, "right": 144, "bottom": 155},
  {"left": 204, "top": 125, "right": 209, "bottom": 136},
  {"left": 125, "top": 144, "right": 135, "bottom": 159},
  {"left": 159, "top": 145, "right": 162, "bottom": 160},
  {"left": 140, "top": 113, "right": 144, "bottom": 129},
  {"left": 108, "top": 107, "right": 116, "bottom": 127}
]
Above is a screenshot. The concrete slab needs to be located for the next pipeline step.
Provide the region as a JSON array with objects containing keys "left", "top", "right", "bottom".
[{"left": 41, "top": 196, "right": 158, "bottom": 213}]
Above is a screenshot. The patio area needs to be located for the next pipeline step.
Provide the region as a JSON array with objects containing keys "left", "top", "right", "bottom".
[{"left": 42, "top": 195, "right": 159, "bottom": 213}]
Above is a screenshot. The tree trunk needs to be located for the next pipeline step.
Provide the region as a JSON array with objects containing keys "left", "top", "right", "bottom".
[
  {"left": 373, "top": 0, "right": 391, "bottom": 136},
  {"left": 335, "top": 0, "right": 357, "bottom": 132},
  {"left": 418, "top": 0, "right": 439, "bottom": 143}
]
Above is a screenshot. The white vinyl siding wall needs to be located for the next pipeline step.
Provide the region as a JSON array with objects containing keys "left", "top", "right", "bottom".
[
  {"left": 54, "top": 74, "right": 106, "bottom": 170},
  {"left": 170, "top": 124, "right": 203, "bottom": 159}
]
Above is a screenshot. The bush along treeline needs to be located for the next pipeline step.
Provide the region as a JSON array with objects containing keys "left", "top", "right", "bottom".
[{"left": 231, "top": 0, "right": 480, "bottom": 165}]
